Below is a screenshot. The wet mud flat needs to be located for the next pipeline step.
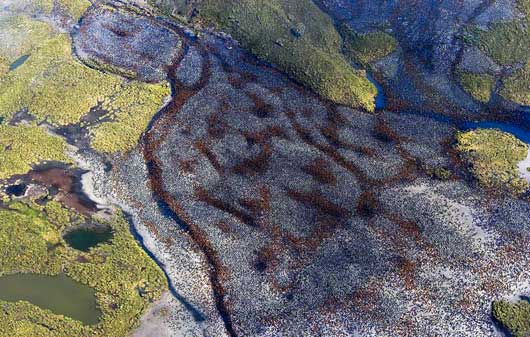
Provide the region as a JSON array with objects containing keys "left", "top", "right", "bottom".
[{"left": 72, "top": 2, "right": 530, "bottom": 337}]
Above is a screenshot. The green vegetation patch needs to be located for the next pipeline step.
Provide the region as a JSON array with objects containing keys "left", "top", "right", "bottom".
[
  {"left": 9, "top": 0, "right": 91, "bottom": 20},
  {"left": 456, "top": 129, "right": 529, "bottom": 194},
  {"left": 56, "top": 0, "right": 92, "bottom": 21},
  {"left": 0, "top": 33, "right": 122, "bottom": 126},
  {"left": 0, "top": 200, "right": 166, "bottom": 336},
  {"left": 493, "top": 299, "right": 530, "bottom": 337},
  {"left": 457, "top": 71, "right": 495, "bottom": 103},
  {"left": 500, "top": 63, "right": 530, "bottom": 105},
  {"left": 467, "top": 1, "right": 530, "bottom": 106},
  {"left": 340, "top": 25, "right": 397, "bottom": 65},
  {"left": 196, "top": 0, "right": 377, "bottom": 110},
  {"left": 0, "top": 15, "right": 54, "bottom": 66},
  {"left": 89, "top": 81, "right": 170, "bottom": 153},
  {"left": 0, "top": 15, "right": 170, "bottom": 152},
  {"left": 0, "top": 125, "right": 71, "bottom": 180},
  {"left": 518, "top": 0, "right": 530, "bottom": 17},
  {"left": 471, "top": 20, "right": 530, "bottom": 66}
]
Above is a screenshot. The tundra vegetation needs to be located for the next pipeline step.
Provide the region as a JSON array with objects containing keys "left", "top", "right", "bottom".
[
  {"left": 339, "top": 24, "right": 397, "bottom": 65},
  {"left": 468, "top": 0, "right": 530, "bottom": 105},
  {"left": 0, "top": 15, "right": 170, "bottom": 153},
  {"left": 0, "top": 124, "right": 71, "bottom": 180},
  {"left": 457, "top": 71, "right": 495, "bottom": 103},
  {"left": 8, "top": 0, "right": 91, "bottom": 20},
  {"left": 455, "top": 128, "right": 529, "bottom": 194},
  {"left": 492, "top": 299, "right": 530, "bottom": 337},
  {"left": 159, "top": 0, "right": 378, "bottom": 110},
  {"left": 0, "top": 200, "right": 166, "bottom": 336},
  {"left": 0, "top": 4, "right": 168, "bottom": 335}
]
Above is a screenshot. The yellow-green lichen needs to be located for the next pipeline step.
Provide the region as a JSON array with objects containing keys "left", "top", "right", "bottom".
[
  {"left": 197, "top": 0, "right": 377, "bottom": 110},
  {"left": 0, "top": 33, "right": 122, "bottom": 126},
  {"left": 457, "top": 71, "right": 495, "bottom": 103},
  {"left": 89, "top": 81, "right": 170, "bottom": 153},
  {"left": 0, "top": 15, "right": 170, "bottom": 152},
  {"left": 466, "top": 1, "right": 530, "bottom": 106},
  {"left": 456, "top": 128, "right": 529, "bottom": 194},
  {"left": 0, "top": 124, "right": 71, "bottom": 180},
  {"left": 340, "top": 25, "right": 397, "bottom": 65},
  {"left": 56, "top": 0, "right": 91, "bottom": 21},
  {"left": 9, "top": 0, "right": 90, "bottom": 20},
  {"left": 471, "top": 20, "right": 530, "bottom": 66},
  {"left": 493, "top": 299, "right": 530, "bottom": 337},
  {"left": 0, "top": 200, "right": 166, "bottom": 336},
  {"left": 0, "top": 57, "right": 8, "bottom": 78},
  {"left": 0, "top": 15, "right": 55, "bottom": 66},
  {"left": 499, "top": 63, "right": 530, "bottom": 105}
]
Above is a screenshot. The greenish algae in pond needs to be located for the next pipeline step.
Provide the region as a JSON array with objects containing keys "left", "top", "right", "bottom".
[
  {"left": 0, "top": 273, "right": 101, "bottom": 325},
  {"left": 64, "top": 227, "right": 113, "bottom": 252}
]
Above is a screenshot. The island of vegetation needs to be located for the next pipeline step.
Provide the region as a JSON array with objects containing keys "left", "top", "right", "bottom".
[{"left": 456, "top": 128, "right": 529, "bottom": 194}]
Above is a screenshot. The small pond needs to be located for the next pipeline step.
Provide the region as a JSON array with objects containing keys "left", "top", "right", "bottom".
[
  {"left": 63, "top": 226, "right": 113, "bottom": 252},
  {"left": 5, "top": 183, "right": 27, "bottom": 197},
  {"left": 0, "top": 273, "right": 101, "bottom": 325},
  {"left": 9, "top": 54, "right": 30, "bottom": 71}
]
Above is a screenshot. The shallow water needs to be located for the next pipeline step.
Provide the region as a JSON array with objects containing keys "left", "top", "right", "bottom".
[
  {"left": 462, "top": 121, "right": 530, "bottom": 144},
  {"left": 63, "top": 226, "right": 113, "bottom": 252},
  {"left": 0, "top": 273, "right": 101, "bottom": 325},
  {"left": 366, "top": 73, "right": 386, "bottom": 110},
  {"left": 9, "top": 54, "right": 29, "bottom": 71}
]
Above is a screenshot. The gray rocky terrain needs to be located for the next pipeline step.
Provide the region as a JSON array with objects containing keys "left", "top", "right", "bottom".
[{"left": 68, "top": 2, "right": 530, "bottom": 336}]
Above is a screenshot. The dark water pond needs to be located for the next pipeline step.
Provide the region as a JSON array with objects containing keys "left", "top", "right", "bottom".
[
  {"left": 63, "top": 226, "right": 113, "bottom": 252},
  {"left": 5, "top": 183, "right": 27, "bottom": 196},
  {"left": 9, "top": 54, "right": 30, "bottom": 71},
  {"left": 0, "top": 273, "right": 101, "bottom": 325}
]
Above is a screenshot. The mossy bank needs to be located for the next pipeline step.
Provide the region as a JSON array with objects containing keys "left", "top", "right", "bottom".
[{"left": 456, "top": 128, "right": 529, "bottom": 194}]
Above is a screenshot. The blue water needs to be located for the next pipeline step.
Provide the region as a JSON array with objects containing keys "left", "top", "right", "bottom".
[
  {"left": 9, "top": 54, "right": 30, "bottom": 71},
  {"left": 367, "top": 73, "right": 386, "bottom": 110},
  {"left": 462, "top": 121, "right": 530, "bottom": 144}
]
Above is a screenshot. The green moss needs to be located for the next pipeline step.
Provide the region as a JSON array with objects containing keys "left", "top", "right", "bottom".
[
  {"left": 56, "top": 0, "right": 91, "bottom": 21},
  {"left": 0, "top": 57, "right": 8, "bottom": 78},
  {"left": 0, "top": 200, "right": 166, "bottom": 336},
  {"left": 457, "top": 71, "right": 495, "bottom": 103},
  {"left": 0, "top": 301, "right": 92, "bottom": 337},
  {"left": 493, "top": 300, "right": 530, "bottom": 337},
  {"left": 499, "top": 63, "right": 530, "bottom": 105},
  {"left": 340, "top": 25, "right": 397, "bottom": 65},
  {"left": 0, "top": 15, "right": 170, "bottom": 152},
  {"left": 456, "top": 129, "right": 529, "bottom": 194},
  {"left": 0, "top": 125, "right": 71, "bottom": 180},
  {"left": 197, "top": 0, "right": 377, "bottom": 110},
  {"left": 9, "top": 0, "right": 89, "bottom": 20},
  {"left": 466, "top": 1, "right": 530, "bottom": 106},
  {"left": 471, "top": 20, "right": 530, "bottom": 66},
  {"left": 90, "top": 81, "right": 170, "bottom": 153},
  {"left": 517, "top": 0, "right": 530, "bottom": 16},
  {"left": 0, "top": 33, "right": 122, "bottom": 125},
  {"left": 0, "top": 15, "right": 55, "bottom": 65}
]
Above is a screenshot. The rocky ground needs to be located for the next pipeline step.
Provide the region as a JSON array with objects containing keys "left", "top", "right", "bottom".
[{"left": 66, "top": 2, "right": 530, "bottom": 336}]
